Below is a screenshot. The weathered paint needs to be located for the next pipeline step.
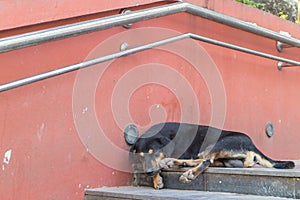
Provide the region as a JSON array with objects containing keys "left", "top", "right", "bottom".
[
  {"left": 2, "top": 149, "right": 12, "bottom": 171},
  {"left": 0, "top": 0, "right": 300, "bottom": 199}
]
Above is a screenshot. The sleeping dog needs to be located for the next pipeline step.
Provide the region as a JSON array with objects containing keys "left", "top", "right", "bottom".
[{"left": 129, "top": 122, "right": 295, "bottom": 189}]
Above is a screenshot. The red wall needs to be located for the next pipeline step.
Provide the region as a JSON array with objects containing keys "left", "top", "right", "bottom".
[{"left": 1, "top": 0, "right": 300, "bottom": 199}]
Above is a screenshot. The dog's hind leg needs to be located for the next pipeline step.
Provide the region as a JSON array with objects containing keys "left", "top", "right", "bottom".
[{"left": 242, "top": 151, "right": 257, "bottom": 167}]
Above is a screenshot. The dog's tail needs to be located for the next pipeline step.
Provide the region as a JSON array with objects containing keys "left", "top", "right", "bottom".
[{"left": 253, "top": 148, "right": 295, "bottom": 169}]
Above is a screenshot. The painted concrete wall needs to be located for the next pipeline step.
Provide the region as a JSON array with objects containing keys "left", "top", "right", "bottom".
[{"left": 0, "top": 0, "right": 300, "bottom": 199}]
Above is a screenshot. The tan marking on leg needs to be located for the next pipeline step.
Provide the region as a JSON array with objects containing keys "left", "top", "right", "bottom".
[
  {"left": 152, "top": 173, "right": 164, "bottom": 189},
  {"left": 244, "top": 151, "right": 256, "bottom": 167},
  {"left": 211, "top": 160, "right": 225, "bottom": 167},
  {"left": 218, "top": 152, "right": 247, "bottom": 159},
  {"left": 174, "top": 158, "right": 203, "bottom": 167},
  {"left": 160, "top": 158, "right": 203, "bottom": 169}
]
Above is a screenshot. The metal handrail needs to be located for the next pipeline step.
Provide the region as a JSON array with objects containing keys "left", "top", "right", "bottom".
[
  {"left": 1, "top": 33, "right": 299, "bottom": 92},
  {"left": 1, "top": 2, "right": 300, "bottom": 53},
  {"left": 1, "top": 2, "right": 300, "bottom": 92}
]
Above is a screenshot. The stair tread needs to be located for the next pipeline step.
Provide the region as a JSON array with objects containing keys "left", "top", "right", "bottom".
[
  {"left": 85, "top": 186, "right": 291, "bottom": 200},
  {"left": 133, "top": 165, "right": 300, "bottom": 199},
  {"left": 164, "top": 166, "right": 300, "bottom": 177}
]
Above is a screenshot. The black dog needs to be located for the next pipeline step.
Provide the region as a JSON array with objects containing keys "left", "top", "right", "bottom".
[{"left": 129, "top": 122, "right": 295, "bottom": 189}]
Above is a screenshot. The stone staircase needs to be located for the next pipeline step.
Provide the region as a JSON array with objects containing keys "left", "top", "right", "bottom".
[
  {"left": 85, "top": 186, "right": 293, "bottom": 200},
  {"left": 85, "top": 163, "right": 300, "bottom": 199}
]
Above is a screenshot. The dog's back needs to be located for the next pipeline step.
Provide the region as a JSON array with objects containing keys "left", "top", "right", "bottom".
[
  {"left": 132, "top": 122, "right": 253, "bottom": 157},
  {"left": 131, "top": 122, "right": 211, "bottom": 159}
]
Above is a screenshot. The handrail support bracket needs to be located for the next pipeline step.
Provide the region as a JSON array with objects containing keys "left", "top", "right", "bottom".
[
  {"left": 276, "top": 41, "right": 294, "bottom": 52},
  {"left": 277, "top": 61, "right": 299, "bottom": 71}
]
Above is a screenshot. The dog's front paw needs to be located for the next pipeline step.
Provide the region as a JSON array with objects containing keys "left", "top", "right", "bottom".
[
  {"left": 179, "top": 169, "right": 195, "bottom": 183},
  {"left": 153, "top": 175, "right": 164, "bottom": 189},
  {"left": 159, "top": 158, "right": 175, "bottom": 169},
  {"left": 156, "top": 176, "right": 164, "bottom": 189}
]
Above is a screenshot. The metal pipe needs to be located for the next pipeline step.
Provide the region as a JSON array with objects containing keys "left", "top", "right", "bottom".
[
  {"left": 0, "top": 34, "right": 190, "bottom": 92},
  {"left": 0, "top": 2, "right": 188, "bottom": 53},
  {"left": 1, "top": 33, "right": 299, "bottom": 92},
  {"left": 1, "top": 2, "right": 300, "bottom": 53},
  {"left": 189, "top": 33, "right": 300, "bottom": 66},
  {"left": 186, "top": 4, "right": 300, "bottom": 48}
]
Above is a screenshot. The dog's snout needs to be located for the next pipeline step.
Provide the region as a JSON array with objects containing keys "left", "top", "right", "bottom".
[
  {"left": 146, "top": 169, "right": 154, "bottom": 175},
  {"left": 146, "top": 168, "right": 153, "bottom": 173},
  {"left": 146, "top": 169, "right": 160, "bottom": 176}
]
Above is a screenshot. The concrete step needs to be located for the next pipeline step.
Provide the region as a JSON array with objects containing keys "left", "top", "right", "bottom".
[
  {"left": 84, "top": 186, "right": 292, "bottom": 200},
  {"left": 133, "top": 166, "right": 300, "bottom": 199}
]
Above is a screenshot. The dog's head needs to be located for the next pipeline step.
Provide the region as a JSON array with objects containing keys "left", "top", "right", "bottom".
[{"left": 129, "top": 136, "right": 173, "bottom": 176}]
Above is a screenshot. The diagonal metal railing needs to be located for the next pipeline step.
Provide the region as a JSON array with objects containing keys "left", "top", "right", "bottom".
[
  {"left": 1, "top": 2, "right": 300, "bottom": 92},
  {"left": 1, "top": 2, "right": 300, "bottom": 53},
  {"left": 1, "top": 33, "right": 300, "bottom": 92}
]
